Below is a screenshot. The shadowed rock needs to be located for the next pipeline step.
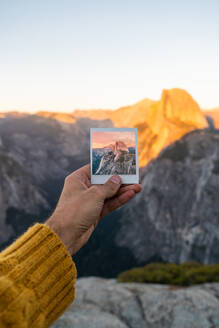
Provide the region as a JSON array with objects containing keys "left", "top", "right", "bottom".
[
  {"left": 205, "top": 109, "right": 219, "bottom": 129},
  {"left": 117, "top": 130, "right": 219, "bottom": 265}
]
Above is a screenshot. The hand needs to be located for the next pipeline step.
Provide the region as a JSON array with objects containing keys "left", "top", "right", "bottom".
[{"left": 45, "top": 164, "right": 142, "bottom": 255}]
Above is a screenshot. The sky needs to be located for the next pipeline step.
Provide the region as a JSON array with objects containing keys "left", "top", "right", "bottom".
[
  {"left": 0, "top": 0, "right": 219, "bottom": 113},
  {"left": 92, "top": 131, "right": 136, "bottom": 148}
]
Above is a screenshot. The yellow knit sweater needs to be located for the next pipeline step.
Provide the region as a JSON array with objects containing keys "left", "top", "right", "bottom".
[{"left": 0, "top": 223, "right": 77, "bottom": 328}]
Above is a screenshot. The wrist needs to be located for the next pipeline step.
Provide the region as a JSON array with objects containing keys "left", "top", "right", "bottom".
[{"left": 45, "top": 216, "right": 72, "bottom": 255}]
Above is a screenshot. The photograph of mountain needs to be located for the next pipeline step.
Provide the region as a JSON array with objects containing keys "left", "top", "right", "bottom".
[{"left": 92, "top": 130, "right": 137, "bottom": 175}]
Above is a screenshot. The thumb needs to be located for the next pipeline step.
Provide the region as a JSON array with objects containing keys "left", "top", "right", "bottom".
[{"left": 98, "top": 175, "right": 122, "bottom": 200}]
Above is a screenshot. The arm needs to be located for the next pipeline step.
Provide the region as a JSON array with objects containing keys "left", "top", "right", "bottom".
[
  {"left": 0, "top": 164, "right": 141, "bottom": 327},
  {"left": 0, "top": 224, "right": 76, "bottom": 328}
]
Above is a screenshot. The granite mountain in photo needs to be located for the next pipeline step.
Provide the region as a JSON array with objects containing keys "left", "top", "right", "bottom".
[{"left": 94, "top": 140, "right": 136, "bottom": 175}]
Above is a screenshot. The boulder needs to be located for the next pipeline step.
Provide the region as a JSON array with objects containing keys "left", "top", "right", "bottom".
[{"left": 52, "top": 277, "right": 219, "bottom": 328}]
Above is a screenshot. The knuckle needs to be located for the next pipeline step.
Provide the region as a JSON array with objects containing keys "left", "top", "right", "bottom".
[
  {"left": 64, "top": 175, "right": 70, "bottom": 184},
  {"left": 89, "top": 186, "right": 103, "bottom": 198},
  {"left": 64, "top": 174, "right": 74, "bottom": 185},
  {"left": 107, "top": 181, "right": 117, "bottom": 192},
  {"left": 90, "top": 186, "right": 98, "bottom": 193}
]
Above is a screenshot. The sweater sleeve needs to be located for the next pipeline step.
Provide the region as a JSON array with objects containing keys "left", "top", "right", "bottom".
[{"left": 0, "top": 223, "right": 77, "bottom": 328}]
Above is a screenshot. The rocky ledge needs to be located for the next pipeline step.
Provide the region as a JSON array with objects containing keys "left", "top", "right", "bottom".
[{"left": 52, "top": 277, "right": 219, "bottom": 328}]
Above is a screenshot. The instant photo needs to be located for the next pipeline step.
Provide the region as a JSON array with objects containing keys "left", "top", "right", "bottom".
[{"left": 90, "top": 128, "right": 139, "bottom": 184}]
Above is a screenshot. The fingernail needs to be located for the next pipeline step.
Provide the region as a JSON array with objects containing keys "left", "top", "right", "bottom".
[{"left": 110, "top": 176, "right": 121, "bottom": 184}]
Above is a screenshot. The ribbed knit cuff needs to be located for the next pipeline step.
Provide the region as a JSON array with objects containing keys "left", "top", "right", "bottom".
[{"left": 0, "top": 223, "right": 77, "bottom": 327}]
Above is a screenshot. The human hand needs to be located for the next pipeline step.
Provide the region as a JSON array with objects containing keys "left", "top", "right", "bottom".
[{"left": 46, "top": 164, "right": 142, "bottom": 255}]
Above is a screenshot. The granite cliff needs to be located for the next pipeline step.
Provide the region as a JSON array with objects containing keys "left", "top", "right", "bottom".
[
  {"left": 134, "top": 88, "right": 208, "bottom": 166},
  {"left": 118, "top": 130, "right": 219, "bottom": 264},
  {"left": 74, "top": 130, "right": 219, "bottom": 276},
  {"left": 0, "top": 149, "right": 48, "bottom": 248}
]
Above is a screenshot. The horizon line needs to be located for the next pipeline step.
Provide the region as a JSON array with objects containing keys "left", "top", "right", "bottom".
[{"left": 0, "top": 105, "right": 219, "bottom": 114}]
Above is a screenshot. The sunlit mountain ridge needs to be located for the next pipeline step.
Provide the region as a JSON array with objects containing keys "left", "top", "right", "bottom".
[
  {"left": 36, "top": 111, "right": 76, "bottom": 123},
  {"left": 42, "top": 88, "right": 209, "bottom": 166},
  {"left": 0, "top": 88, "right": 218, "bottom": 167}
]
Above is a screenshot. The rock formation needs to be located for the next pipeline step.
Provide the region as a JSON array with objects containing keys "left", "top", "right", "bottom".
[
  {"left": 52, "top": 277, "right": 219, "bottom": 328},
  {"left": 94, "top": 140, "right": 135, "bottom": 175},
  {"left": 114, "top": 140, "right": 129, "bottom": 160},
  {"left": 117, "top": 129, "right": 219, "bottom": 265},
  {"left": 135, "top": 88, "right": 208, "bottom": 166}
]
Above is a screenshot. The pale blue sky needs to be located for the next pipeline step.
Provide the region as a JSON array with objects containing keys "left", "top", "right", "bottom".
[{"left": 0, "top": 0, "right": 219, "bottom": 112}]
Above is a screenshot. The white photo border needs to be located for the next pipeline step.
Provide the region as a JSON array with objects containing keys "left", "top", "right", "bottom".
[{"left": 90, "top": 127, "right": 139, "bottom": 184}]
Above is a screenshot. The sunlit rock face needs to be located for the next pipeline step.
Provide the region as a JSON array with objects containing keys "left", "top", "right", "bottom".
[
  {"left": 110, "top": 98, "right": 155, "bottom": 127},
  {"left": 136, "top": 88, "right": 208, "bottom": 166},
  {"left": 160, "top": 88, "right": 207, "bottom": 128}
]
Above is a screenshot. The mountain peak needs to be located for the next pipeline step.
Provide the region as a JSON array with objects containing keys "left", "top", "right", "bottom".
[
  {"left": 160, "top": 88, "right": 208, "bottom": 128},
  {"left": 103, "top": 140, "right": 129, "bottom": 155},
  {"left": 115, "top": 140, "right": 129, "bottom": 152},
  {"left": 137, "top": 88, "right": 208, "bottom": 166},
  {"left": 146, "top": 88, "right": 208, "bottom": 135}
]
